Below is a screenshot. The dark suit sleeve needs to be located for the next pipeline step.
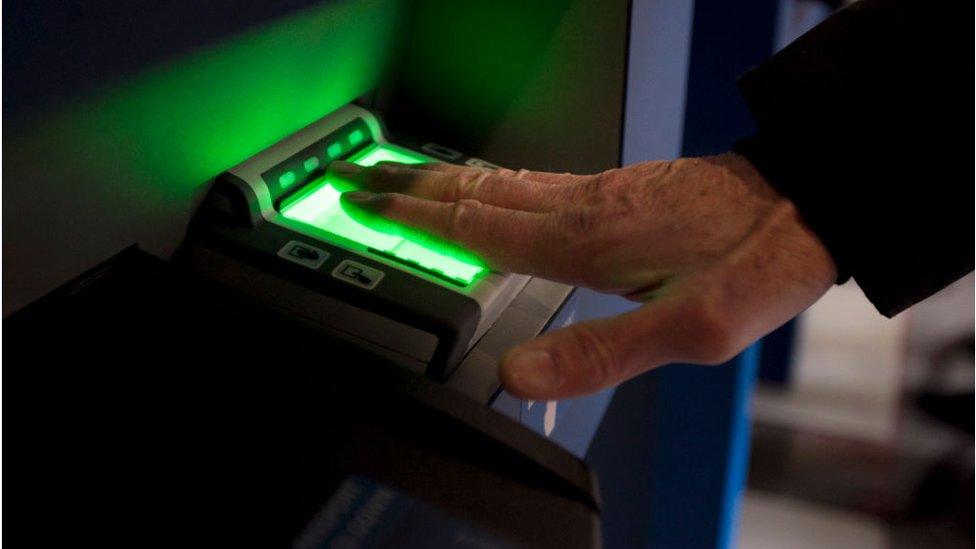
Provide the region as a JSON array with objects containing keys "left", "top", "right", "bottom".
[{"left": 734, "top": 0, "right": 973, "bottom": 317}]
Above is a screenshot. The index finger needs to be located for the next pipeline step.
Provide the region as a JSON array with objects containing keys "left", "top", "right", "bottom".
[
  {"left": 332, "top": 161, "right": 574, "bottom": 212},
  {"left": 395, "top": 161, "right": 597, "bottom": 186}
]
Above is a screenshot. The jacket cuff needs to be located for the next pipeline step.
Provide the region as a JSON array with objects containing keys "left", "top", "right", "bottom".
[{"left": 733, "top": 135, "right": 851, "bottom": 285}]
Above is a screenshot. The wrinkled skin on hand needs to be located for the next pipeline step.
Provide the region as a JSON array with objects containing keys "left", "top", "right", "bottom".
[{"left": 334, "top": 154, "right": 836, "bottom": 400}]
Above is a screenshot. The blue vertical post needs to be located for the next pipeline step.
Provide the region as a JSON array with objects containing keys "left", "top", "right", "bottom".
[
  {"left": 586, "top": 1, "right": 781, "bottom": 547},
  {"left": 645, "top": 350, "right": 761, "bottom": 548},
  {"left": 586, "top": 351, "right": 761, "bottom": 549}
]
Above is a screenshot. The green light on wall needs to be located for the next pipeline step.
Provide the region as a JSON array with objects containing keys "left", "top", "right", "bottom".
[
  {"left": 279, "top": 143, "right": 486, "bottom": 285},
  {"left": 2, "top": 0, "right": 406, "bottom": 313}
]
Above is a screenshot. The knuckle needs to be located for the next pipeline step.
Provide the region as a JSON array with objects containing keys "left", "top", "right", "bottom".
[
  {"left": 566, "top": 176, "right": 603, "bottom": 202},
  {"left": 580, "top": 177, "right": 604, "bottom": 195},
  {"left": 447, "top": 199, "right": 483, "bottom": 238},
  {"left": 659, "top": 158, "right": 682, "bottom": 174},
  {"left": 682, "top": 295, "right": 738, "bottom": 365},
  {"left": 597, "top": 168, "right": 629, "bottom": 188},
  {"left": 452, "top": 170, "right": 490, "bottom": 201}
]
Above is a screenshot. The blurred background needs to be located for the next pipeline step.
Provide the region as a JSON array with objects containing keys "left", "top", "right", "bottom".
[
  {"left": 742, "top": 274, "right": 974, "bottom": 548},
  {"left": 737, "top": 4, "right": 974, "bottom": 547}
]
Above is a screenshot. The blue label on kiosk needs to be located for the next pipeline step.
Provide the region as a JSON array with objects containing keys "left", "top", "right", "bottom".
[{"left": 294, "top": 476, "right": 519, "bottom": 548}]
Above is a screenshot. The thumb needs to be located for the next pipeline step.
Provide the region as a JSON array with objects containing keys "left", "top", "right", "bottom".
[{"left": 499, "top": 305, "right": 675, "bottom": 400}]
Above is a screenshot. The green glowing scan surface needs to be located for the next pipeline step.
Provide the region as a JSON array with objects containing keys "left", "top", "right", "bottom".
[{"left": 279, "top": 143, "right": 486, "bottom": 285}]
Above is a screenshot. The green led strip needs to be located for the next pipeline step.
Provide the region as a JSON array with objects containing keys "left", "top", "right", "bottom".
[{"left": 278, "top": 142, "right": 486, "bottom": 285}]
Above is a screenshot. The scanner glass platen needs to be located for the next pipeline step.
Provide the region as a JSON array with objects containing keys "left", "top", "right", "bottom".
[{"left": 278, "top": 142, "right": 486, "bottom": 285}]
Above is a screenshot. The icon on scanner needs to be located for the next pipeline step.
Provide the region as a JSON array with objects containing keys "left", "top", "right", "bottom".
[
  {"left": 341, "top": 265, "right": 372, "bottom": 285},
  {"left": 289, "top": 245, "right": 320, "bottom": 260},
  {"left": 277, "top": 240, "right": 329, "bottom": 269},
  {"left": 331, "top": 259, "right": 384, "bottom": 289}
]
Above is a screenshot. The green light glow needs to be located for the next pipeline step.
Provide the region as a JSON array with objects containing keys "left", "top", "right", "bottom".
[
  {"left": 350, "top": 143, "right": 431, "bottom": 166},
  {"left": 303, "top": 156, "right": 320, "bottom": 172},
  {"left": 279, "top": 171, "right": 297, "bottom": 188},
  {"left": 349, "top": 129, "right": 365, "bottom": 145},
  {"left": 327, "top": 142, "right": 343, "bottom": 158},
  {"left": 279, "top": 143, "right": 486, "bottom": 285}
]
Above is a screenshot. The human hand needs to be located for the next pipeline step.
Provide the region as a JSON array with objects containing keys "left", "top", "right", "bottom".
[{"left": 333, "top": 154, "right": 836, "bottom": 400}]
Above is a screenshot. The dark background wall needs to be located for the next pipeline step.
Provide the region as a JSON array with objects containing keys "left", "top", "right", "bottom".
[
  {"left": 2, "top": 0, "right": 406, "bottom": 314},
  {"left": 378, "top": 0, "right": 630, "bottom": 174},
  {"left": 4, "top": 0, "right": 337, "bottom": 121}
]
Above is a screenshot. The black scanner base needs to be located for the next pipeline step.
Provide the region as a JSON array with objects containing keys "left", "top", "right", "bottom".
[{"left": 5, "top": 247, "right": 600, "bottom": 548}]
